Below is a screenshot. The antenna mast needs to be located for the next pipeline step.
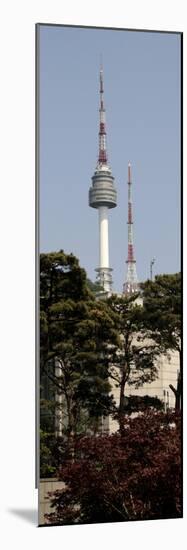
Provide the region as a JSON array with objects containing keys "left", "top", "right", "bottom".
[{"left": 123, "top": 163, "right": 139, "bottom": 295}]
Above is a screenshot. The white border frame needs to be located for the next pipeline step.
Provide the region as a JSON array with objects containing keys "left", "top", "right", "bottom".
[{"left": 0, "top": 1, "right": 185, "bottom": 548}]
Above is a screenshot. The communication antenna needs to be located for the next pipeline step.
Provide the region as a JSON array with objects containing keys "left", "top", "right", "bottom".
[
  {"left": 150, "top": 258, "right": 155, "bottom": 281},
  {"left": 123, "top": 163, "right": 139, "bottom": 295}
]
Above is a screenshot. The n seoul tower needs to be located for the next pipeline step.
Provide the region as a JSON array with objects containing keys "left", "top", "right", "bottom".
[
  {"left": 89, "top": 66, "right": 117, "bottom": 293},
  {"left": 123, "top": 163, "right": 139, "bottom": 295}
]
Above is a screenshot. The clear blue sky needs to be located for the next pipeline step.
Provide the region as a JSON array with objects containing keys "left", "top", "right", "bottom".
[{"left": 39, "top": 25, "right": 181, "bottom": 292}]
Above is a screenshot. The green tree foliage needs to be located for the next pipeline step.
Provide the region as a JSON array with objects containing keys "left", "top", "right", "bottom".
[
  {"left": 141, "top": 273, "right": 181, "bottom": 409},
  {"left": 86, "top": 278, "right": 104, "bottom": 295},
  {"left": 40, "top": 429, "right": 56, "bottom": 478},
  {"left": 122, "top": 394, "right": 163, "bottom": 413},
  {"left": 45, "top": 411, "right": 181, "bottom": 525},
  {"left": 40, "top": 251, "right": 118, "bottom": 449},
  {"left": 107, "top": 294, "right": 162, "bottom": 432}
]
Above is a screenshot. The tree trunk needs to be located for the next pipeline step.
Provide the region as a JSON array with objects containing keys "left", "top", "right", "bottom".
[
  {"left": 65, "top": 397, "right": 76, "bottom": 459},
  {"left": 176, "top": 369, "right": 181, "bottom": 410},
  {"left": 169, "top": 351, "right": 181, "bottom": 411},
  {"left": 118, "top": 367, "right": 127, "bottom": 434}
]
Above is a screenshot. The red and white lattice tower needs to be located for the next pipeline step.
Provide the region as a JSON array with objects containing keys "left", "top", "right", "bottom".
[{"left": 123, "top": 163, "right": 139, "bottom": 295}]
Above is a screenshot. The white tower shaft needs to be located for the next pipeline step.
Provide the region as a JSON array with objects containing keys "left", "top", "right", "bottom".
[{"left": 99, "top": 206, "right": 109, "bottom": 268}]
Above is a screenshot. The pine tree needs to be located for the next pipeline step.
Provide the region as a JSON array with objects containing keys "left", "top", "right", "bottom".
[{"left": 40, "top": 251, "right": 118, "bottom": 454}]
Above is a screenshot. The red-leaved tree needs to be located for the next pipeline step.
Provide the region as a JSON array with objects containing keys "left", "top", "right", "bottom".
[{"left": 45, "top": 411, "right": 182, "bottom": 525}]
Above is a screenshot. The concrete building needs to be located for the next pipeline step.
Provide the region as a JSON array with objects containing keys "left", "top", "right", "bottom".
[{"left": 108, "top": 349, "right": 179, "bottom": 433}]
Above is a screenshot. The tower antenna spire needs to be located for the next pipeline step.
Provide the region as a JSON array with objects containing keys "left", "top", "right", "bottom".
[
  {"left": 100, "top": 52, "right": 103, "bottom": 70},
  {"left": 98, "top": 63, "right": 108, "bottom": 165},
  {"left": 123, "top": 163, "right": 139, "bottom": 295}
]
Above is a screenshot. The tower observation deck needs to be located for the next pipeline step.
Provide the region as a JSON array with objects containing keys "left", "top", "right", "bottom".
[{"left": 89, "top": 66, "right": 117, "bottom": 293}]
